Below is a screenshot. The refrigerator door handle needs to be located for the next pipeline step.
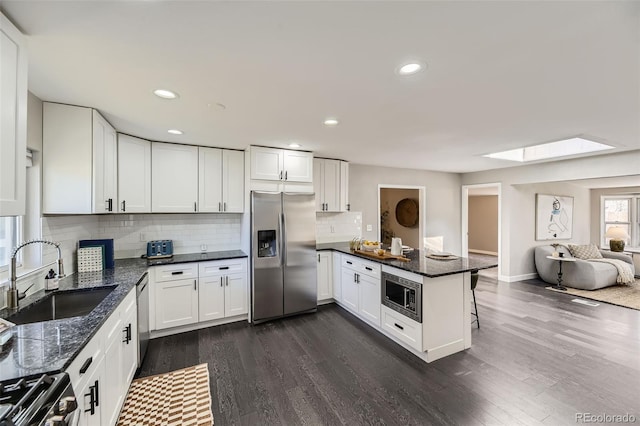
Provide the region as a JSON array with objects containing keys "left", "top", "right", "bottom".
[{"left": 281, "top": 212, "right": 287, "bottom": 266}]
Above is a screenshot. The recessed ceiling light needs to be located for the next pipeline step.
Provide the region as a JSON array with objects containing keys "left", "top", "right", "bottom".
[
  {"left": 483, "top": 137, "right": 614, "bottom": 162},
  {"left": 289, "top": 143, "right": 301, "bottom": 148},
  {"left": 324, "top": 118, "right": 339, "bottom": 126},
  {"left": 154, "top": 89, "right": 178, "bottom": 99},
  {"left": 167, "top": 129, "right": 183, "bottom": 135},
  {"left": 397, "top": 62, "right": 424, "bottom": 76}
]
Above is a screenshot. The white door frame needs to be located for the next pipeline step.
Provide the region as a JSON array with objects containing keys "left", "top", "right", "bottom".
[
  {"left": 377, "top": 184, "right": 426, "bottom": 246},
  {"left": 461, "top": 183, "right": 502, "bottom": 278}
]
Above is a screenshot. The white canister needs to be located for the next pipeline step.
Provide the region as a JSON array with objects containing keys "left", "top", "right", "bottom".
[{"left": 391, "top": 238, "right": 403, "bottom": 256}]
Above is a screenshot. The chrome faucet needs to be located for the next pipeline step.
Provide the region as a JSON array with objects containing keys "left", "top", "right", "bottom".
[{"left": 7, "top": 239, "right": 65, "bottom": 310}]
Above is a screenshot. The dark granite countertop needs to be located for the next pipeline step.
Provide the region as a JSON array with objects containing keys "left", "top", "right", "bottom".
[
  {"left": 145, "top": 250, "right": 247, "bottom": 266},
  {"left": 316, "top": 243, "right": 497, "bottom": 278},
  {"left": 0, "top": 249, "right": 248, "bottom": 383}
]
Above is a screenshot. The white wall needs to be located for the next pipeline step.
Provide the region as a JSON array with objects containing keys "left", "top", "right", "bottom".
[
  {"left": 349, "top": 164, "right": 462, "bottom": 254},
  {"left": 462, "top": 151, "right": 639, "bottom": 280}
]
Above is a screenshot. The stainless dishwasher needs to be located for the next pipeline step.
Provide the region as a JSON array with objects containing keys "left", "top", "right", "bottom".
[{"left": 137, "top": 272, "right": 149, "bottom": 367}]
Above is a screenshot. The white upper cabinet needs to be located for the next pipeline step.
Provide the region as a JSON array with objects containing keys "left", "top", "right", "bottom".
[
  {"left": 222, "top": 149, "right": 244, "bottom": 212},
  {"left": 250, "top": 146, "right": 313, "bottom": 183},
  {"left": 118, "top": 134, "right": 151, "bottom": 213},
  {"left": 0, "top": 13, "right": 27, "bottom": 216},
  {"left": 92, "top": 111, "right": 118, "bottom": 213},
  {"left": 151, "top": 142, "right": 198, "bottom": 213},
  {"left": 198, "top": 147, "right": 244, "bottom": 213},
  {"left": 314, "top": 158, "right": 349, "bottom": 212},
  {"left": 43, "top": 103, "right": 117, "bottom": 214}
]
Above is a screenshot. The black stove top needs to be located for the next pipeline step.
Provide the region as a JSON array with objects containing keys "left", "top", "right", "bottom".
[{"left": 0, "top": 373, "right": 72, "bottom": 426}]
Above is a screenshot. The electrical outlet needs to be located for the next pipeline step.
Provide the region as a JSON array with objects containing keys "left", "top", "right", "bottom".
[
  {"left": 366, "top": 224, "right": 372, "bottom": 232},
  {"left": 139, "top": 233, "right": 145, "bottom": 242}
]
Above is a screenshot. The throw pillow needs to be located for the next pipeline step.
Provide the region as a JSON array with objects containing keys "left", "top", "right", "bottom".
[{"left": 567, "top": 244, "right": 603, "bottom": 260}]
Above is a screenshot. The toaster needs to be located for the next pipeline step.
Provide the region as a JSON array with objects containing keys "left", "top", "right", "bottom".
[{"left": 147, "top": 240, "right": 174, "bottom": 258}]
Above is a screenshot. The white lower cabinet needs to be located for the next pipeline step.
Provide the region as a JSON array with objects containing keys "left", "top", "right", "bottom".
[
  {"left": 152, "top": 258, "right": 248, "bottom": 334},
  {"left": 340, "top": 254, "right": 381, "bottom": 327},
  {"left": 155, "top": 278, "right": 199, "bottom": 330},
  {"left": 198, "top": 259, "right": 248, "bottom": 321},
  {"left": 317, "top": 251, "right": 333, "bottom": 301},
  {"left": 68, "top": 287, "right": 137, "bottom": 426}
]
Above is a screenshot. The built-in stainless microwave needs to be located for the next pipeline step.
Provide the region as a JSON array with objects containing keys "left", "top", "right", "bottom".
[{"left": 382, "top": 272, "right": 422, "bottom": 323}]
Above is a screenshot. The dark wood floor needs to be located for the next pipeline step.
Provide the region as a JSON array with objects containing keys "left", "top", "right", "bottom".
[{"left": 137, "top": 276, "right": 640, "bottom": 425}]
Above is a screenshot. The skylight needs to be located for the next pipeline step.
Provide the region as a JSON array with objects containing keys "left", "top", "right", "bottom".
[{"left": 483, "top": 137, "right": 614, "bottom": 162}]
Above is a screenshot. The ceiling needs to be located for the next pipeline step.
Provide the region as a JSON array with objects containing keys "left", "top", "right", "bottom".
[{"left": 2, "top": 1, "right": 639, "bottom": 173}]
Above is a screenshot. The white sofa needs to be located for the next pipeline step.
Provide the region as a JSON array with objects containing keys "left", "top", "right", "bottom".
[{"left": 534, "top": 245, "right": 635, "bottom": 290}]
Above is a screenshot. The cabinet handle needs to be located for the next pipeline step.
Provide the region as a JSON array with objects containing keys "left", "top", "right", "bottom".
[
  {"left": 357, "top": 273, "right": 360, "bottom": 283},
  {"left": 194, "top": 280, "right": 197, "bottom": 290},
  {"left": 353, "top": 273, "right": 357, "bottom": 283},
  {"left": 318, "top": 254, "right": 320, "bottom": 262},
  {"left": 171, "top": 271, "right": 184, "bottom": 275},
  {"left": 79, "top": 357, "right": 93, "bottom": 374},
  {"left": 84, "top": 385, "right": 96, "bottom": 415},
  {"left": 123, "top": 324, "right": 132, "bottom": 344},
  {"left": 285, "top": 171, "right": 288, "bottom": 181},
  {"left": 94, "top": 380, "right": 100, "bottom": 407},
  {"left": 346, "top": 261, "right": 352, "bottom": 265},
  {"left": 394, "top": 323, "right": 404, "bottom": 330},
  {"left": 122, "top": 200, "right": 126, "bottom": 212},
  {"left": 220, "top": 277, "right": 223, "bottom": 287},
  {"left": 226, "top": 276, "right": 229, "bottom": 286},
  {"left": 347, "top": 203, "right": 350, "bottom": 211},
  {"left": 219, "top": 202, "right": 222, "bottom": 212},
  {"left": 219, "top": 266, "right": 229, "bottom": 270},
  {"left": 194, "top": 202, "right": 197, "bottom": 212},
  {"left": 224, "top": 202, "right": 227, "bottom": 212},
  {"left": 365, "top": 267, "right": 373, "bottom": 271},
  {"left": 279, "top": 171, "right": 283, "bottom": 180}
]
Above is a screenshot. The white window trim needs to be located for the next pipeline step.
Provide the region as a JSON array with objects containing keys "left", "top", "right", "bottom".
[{"left": 600, "top": 195, "right": 639, "bottom": 250}]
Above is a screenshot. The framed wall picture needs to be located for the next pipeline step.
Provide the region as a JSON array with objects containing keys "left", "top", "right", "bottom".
[{"left": 535, "top": 194, "right": 573, "bottom": 240}]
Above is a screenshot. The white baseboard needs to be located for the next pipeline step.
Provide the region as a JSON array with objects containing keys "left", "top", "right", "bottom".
[
  {"left": 469, "top": 249, "right": 498, "bottom": 256},
  {"left": 500, "top": 273, "right": 538, "bottom": 283},
  {"left": 150, "top": 314, "right": 248, "bottom": 339}
]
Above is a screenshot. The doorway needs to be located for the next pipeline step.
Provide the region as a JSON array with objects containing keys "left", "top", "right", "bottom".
[
  {"left": 462, "top": 183, "right": 501, "bottom": 280},
  {"left": 378, "top": 185, "right": 425, "bottom": 249}
]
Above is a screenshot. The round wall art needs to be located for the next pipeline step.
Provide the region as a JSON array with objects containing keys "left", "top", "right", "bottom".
[{"left": 395, "top": 198, "right": 419, "bottom": 228}]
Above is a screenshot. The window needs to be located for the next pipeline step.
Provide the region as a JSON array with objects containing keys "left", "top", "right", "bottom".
[
  {"left": 601, "top": 196, "right": 638, "bottom": 248},
  {"left": 0, "top": 216, "right": 21, "bottom": 271}
]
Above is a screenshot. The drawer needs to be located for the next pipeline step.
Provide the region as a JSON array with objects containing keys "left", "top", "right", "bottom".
[
  {"left": 381, "top": 306, "right": 422, "bottom": 352},
  {"left": 154, "top": 263, "right": 198, "bottom": 282},
  {"left": 67, "top": 325, "right": 104, "bottom": 391},
  {"left": 341, "top": 254, "right": 380, "bottom": 279},
  {"left": 199, "top": 259, "right": 247, "bottom": 277}
]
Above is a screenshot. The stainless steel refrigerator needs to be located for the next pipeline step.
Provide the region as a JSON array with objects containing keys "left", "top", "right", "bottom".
[{"left": 251, "top": 191, "right": 317, "bottom": 323}]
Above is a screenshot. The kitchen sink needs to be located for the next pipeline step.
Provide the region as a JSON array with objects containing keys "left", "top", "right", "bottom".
[{"left": 8, "top": 286, "right": 116, "bottom": 325}]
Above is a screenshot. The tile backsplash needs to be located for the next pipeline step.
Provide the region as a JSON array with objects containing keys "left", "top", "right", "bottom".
[
  {"left": 316, "top": 211, "right": 362, "bottom": 243},
  {"left": 41, "top": 213, "right": 241, "bottom": 268}
]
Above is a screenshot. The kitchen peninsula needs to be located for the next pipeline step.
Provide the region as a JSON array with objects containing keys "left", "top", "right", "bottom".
[{"left": 317, "top": 243, "right": 497, "bottom": 362}]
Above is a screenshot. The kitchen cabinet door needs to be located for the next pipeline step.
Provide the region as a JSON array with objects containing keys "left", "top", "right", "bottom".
[
  {"left": 121, "top": 293, "right": 138, "bottom": 387},
  {"left": 341, "top": 268, "right": 359, "bottom": 312},
  {"left": 118, "top": 134, "right": 151, "bottom": 213},
  {"left": 358, "top": 273, "right": 381, "bottom": 327},
  {"left": 332, "top": 252, "right": 342, "bottom": 302},
  {"left": 222, "top": 149, "right": 244, "bottom": 212},
  {"left": 199, "top": 274, "right": 225, "bottom": 322},
  {"left": 43, "top": 103, "right": 93, "bottom": 214},
  {"left": 340, "top": 161, "right": 349, "bottom": 211},
  {"left": 224, "top": 272, "right": 248, "bottom": 317},
  {"left": 322, "top": 159, "right": 341, "bottom": 211},
  {"left": 101, "top": 315, "right": 124, "bottom": 426},
  {"left": 92, "top": 110, "right": 118, "bottom": 213},
  {"left": 250, "top": 146, "right": 282, "bottom": 181},
  {"left": 317, "top": 252, "right": 333, "bottom": 301},
  {"left": 76, "top": 357, "right": 103, "bottom": 426},
  {"left": 155, "top": 278, "right": 199, "bottom": 329},
  {"left": 152, "top": 142, "right": 198, "bottom": 212},
  {"left": 0, "top": 13, "right": 27, "bottom": 216},
  {"left": 198, "top": 147, "right": 223, "bottom": 212},
  {"left": 283, "top": 150, "right": 313, "bottom": 182}
]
